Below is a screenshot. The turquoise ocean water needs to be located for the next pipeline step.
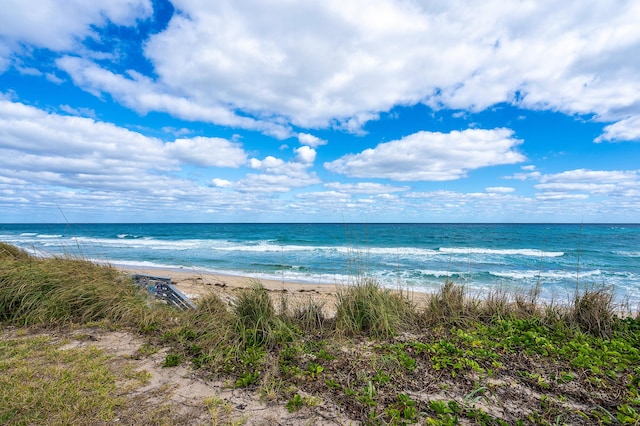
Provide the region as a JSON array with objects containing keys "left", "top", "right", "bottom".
[{"left": 1, "top": 223, "right": 639, "bottom": 305}]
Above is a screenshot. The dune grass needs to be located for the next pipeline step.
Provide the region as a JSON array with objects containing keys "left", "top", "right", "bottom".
[
  {"left": 1, "top": 242, "right": 640, "bottom": 425},
  {"left": 0, "top": 242, "right": 171, "bottom": 330},
  {"left": 336, "top": 277, "right": 416, "bottom": 337}
]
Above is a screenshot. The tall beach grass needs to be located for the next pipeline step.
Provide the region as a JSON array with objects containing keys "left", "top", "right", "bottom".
[{"left": 0, "top": 242, "right": 170, "bottom": 329}]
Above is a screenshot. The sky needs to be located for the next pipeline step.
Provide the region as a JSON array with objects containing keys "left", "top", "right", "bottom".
[{"left": 1, "top": 0, "right": 640, "bottom": 223}]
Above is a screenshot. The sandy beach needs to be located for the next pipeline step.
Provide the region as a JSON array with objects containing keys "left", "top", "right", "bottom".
[{"left": 121, "top": 266, "right": 342, "bottom": 316}]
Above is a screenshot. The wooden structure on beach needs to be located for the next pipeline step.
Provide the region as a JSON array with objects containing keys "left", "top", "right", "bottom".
[{"left": 131, "top": 274, "right": 197, "bottom": 310}]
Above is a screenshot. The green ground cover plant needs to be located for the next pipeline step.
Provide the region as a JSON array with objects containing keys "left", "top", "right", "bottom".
[{"left": 1, "top": 242, "right": 640, "bottom": 425}]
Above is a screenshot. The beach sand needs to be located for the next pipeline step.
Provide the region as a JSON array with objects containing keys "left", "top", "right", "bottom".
[{"left": 121, "top": 266, "right": 342, "bottom": 316}]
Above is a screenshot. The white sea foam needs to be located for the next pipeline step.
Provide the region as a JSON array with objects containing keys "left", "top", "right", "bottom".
[
  {"left": 108, "top": 259, "right": 190, "bottom": 270},
  {"left": 73, "top": 237, "right": 199, "bottom": 250},
  {"left": 438, "top": 247, "right": 564, "bottom": 257},
  {"left": 489, "top": 269, "right": 602, "bottom": 281},
  {"left": 414, "top": 269, "right": 462, "bottom": 278},
  {"left": 614, "top": 251, "right": 640, "bottom": 257}
]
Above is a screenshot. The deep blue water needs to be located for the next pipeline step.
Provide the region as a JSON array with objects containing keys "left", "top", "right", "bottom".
[{"left": 1, "top": 223, "right": 639, "bottom": 305}]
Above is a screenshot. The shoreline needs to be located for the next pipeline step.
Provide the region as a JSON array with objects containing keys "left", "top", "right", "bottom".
[{"left": 119, "top": 265, "right": 639, "bottom": 318}]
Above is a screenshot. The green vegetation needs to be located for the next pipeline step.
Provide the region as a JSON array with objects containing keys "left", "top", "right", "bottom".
[
  {"left": 336, "top": 277, "right": 416, "bottom": 337},
  {"left": 0, "top": 331, "right": 166, "bottom": 425},
  {"left": 0, "top": 242, "right": 171, "bottom": 329},
  {"left": 1, "top": 241, "right": 640, "bottom": 425},
  {"left": 0, "top": 335, "right": 122, "bottom": 424}
]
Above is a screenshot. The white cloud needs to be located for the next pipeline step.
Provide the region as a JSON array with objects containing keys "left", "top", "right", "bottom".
[
  {"left": 324, "top": 128, "right": 524, "bottom": 181},
  {"left": 233, "top": 172, "right": 320, "bottom": 193},
  {"left": 297, "top": 133, "right": 327, "bottom": 148},
  {"left": 249, "top": 156, "right": 285, "bottom": 171},
  {"left": 485, "top": 186, "right": 515, "bottom": 193},
  {"left": 535, "top": 192, "right": 591, "bottom": 201},
  {"left": 595, "top": 116, "right": 640, "bottom": 142},
  {"left": 539, "top": 169, "right": 639, "bottom": 185},
  {"left": 211, "top": 178, "right": 232, "bottom": 188},
  {"left": 0, "top": 0, "right": 152, "bottom": 72},
  {"left": 225, "top": 150, "right": 320, "bottom": 193},
  {"left": 165, "top": 137, "right": 247, "bottom": 168},
  {"left": 45, "top": 73, "right": 64, "bottom": 84},
  {"left": 534, "top": 169, "right": 640, "bottom": 198},
  {"left": 505, "top": 165, "right": 542, "bottom": 181},
  {"left": 56, "top": 56, "right": 292, "bottom": 139},
  {"left": 0, "top": 1, "right": 625, "bottom": 137},
  {"left": 294, "top": 146, "right": 316, "bottom": 164},
  {"left": 0, "top": 98, "right": 169, "bottom": 167},
  {"left": 0, "top": 98, "right": 250, "bottom": 201},
  {"left": 296, "top": 191, "right": 350, "bottom": 201},
  {"left": 130, "top": 1, "right": 640, "bottom": 135},
  {"left": 324, "top": 182, "right": 409, "bottom": 194}
]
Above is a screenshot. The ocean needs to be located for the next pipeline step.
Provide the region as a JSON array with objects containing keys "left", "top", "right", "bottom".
[{"left": 1, "top": 223, "right": 639, "bottom": 305}]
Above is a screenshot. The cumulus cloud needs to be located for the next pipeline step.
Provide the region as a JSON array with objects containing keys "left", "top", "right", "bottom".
[
  {"left": 0, "top": 0, "right": 151, "bottom": 72},
  {"left": 539, "top": 169, "right": 638, "bottom": 184},
  {"left": 249, "top": 156, "right": 286, "bottom": 171},
  {"left": 294, "top": 146, "right": 316, "bottom": 164},
  {"left": 56, "top": 56, "right": 293, "bottom": 139},
  {"left": 595, "top": 116, "right": 640, "bottom": 142},
  {"left": 0, "top": 1, "right": 630, "bottom": 138},
  {"left": 0, "top": 98, "right": 298, "bottom": 221},
  {"left": 0, "top": 97, "right": 168, "bottom": 168},
  {"left": 401, "top": 189, "right": 538, "bottom": 221},
  {"left": 50, "top": 0, "right": 636, "bottom": 137},
  {"left": 324, "top": 128, "right": 524, "bottom": 181},
  {"left": 297, "top": 133, "right": 327, "bottom": 148},
  {"left": 1, "top": 0, "right": 640, "bottom": 138},
  {"left": 4, "top": 1, "right": 640, "bottom": 221},
  {"left": 211, "top": 178, "right": 232, "bottom": 188},
  {"left": 165, "top": 137, "right": 247, "bottom": 167},
  {"left": 224, "top": 150, "right": 320, "bottom": 193},
  {"left": 0, "top": 98, "right": 251, "bottom": 199}
]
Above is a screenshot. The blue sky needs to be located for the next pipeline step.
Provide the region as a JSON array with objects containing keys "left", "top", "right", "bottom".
[{"left": 1, "top": 0, "right": 640, "bottom": 223}]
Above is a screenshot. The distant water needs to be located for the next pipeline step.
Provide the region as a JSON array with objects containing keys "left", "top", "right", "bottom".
[{"left": 1, "top": 223, "right": 639, "bottom": 305}]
